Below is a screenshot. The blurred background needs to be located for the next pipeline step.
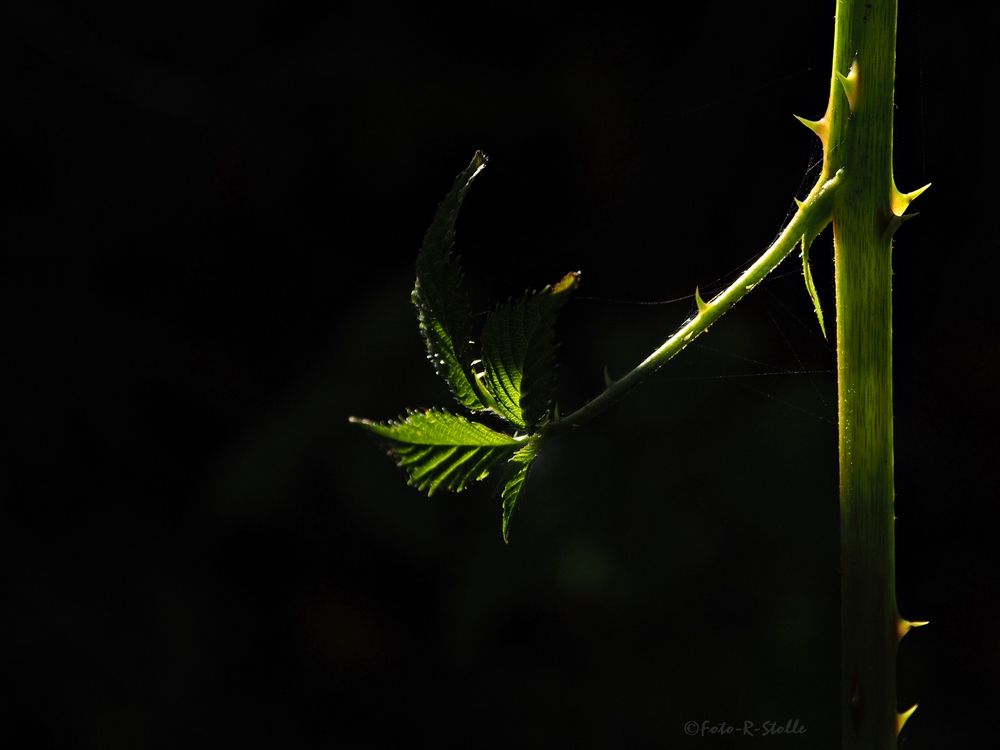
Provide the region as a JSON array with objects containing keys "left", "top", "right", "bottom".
[{"left": 3, "top": 1, "right": 997, "bottom": 747}]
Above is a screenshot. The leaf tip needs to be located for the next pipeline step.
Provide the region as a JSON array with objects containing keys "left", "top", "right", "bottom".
[
  {"left": 551, "top": 270, "right": 582, "bottom": 296},
  {"left": 348, "top": 415, "right": 379, "bottom": 432},
  {"left": 499, "top": 442, "right": 539, "bottom": 544},
  {"left": 469, "top": 149, "right": 489, "bottom": 178}
]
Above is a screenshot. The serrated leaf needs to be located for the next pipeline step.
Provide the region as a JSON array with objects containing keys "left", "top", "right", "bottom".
[
  {"left": 501, "top": 442, "right": 540, "bottom": 544},
  {"left": 478, "top": 271, "right": 580, "bottom": 429},
  {"left": 800, "top": 233, "right": 827, "bottom": 339},
  {"left": 349, "top": 409, "right": 520, "bottom": 496},
  {"left": 412, "top": 152, "right": 489, "bottom": 411}
]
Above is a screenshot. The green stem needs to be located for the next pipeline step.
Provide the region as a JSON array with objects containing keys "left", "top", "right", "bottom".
[
  {"left": 541, "top": 168, "right": 843, "bottom": 438},
  {"left": 836, "top": 211, "right": 899, "bottom": 750},
  {"left": 543, "top": 4, "right": 923, "bottom": 746},
  {"left": 825, "top": 2, "right": 917, "bottom": 748}
]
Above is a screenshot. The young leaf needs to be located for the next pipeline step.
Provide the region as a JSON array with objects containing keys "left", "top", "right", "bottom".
[
  {"left": 501, "top": 441, "right": 540, "bottom": 544},
  {"left": 412, "top": 152, "right": 489, "bottom": 412},
  {"left": 478, "top": 271, "right": 580, "bottom": 429},
  {"left": 349, "top": 409, "right": 521, "bottom": 496}
]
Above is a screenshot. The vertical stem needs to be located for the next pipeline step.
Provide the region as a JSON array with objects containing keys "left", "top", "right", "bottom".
[
  {"left": 825, "top": 2, "right": 903, "bottom": 748},
  {"left": 835, "top": 213, "right": 897, "bottom": 750}
]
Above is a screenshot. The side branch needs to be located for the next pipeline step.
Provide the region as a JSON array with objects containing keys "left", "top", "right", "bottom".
[{"left": 541, "top": 168, "right": 844, "bottom": 436}]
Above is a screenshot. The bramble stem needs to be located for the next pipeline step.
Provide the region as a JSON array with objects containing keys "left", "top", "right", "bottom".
[
  {"left": 825, "top": 2, "right": 914, "bottom": 748},
  {"left": 540, "top": 169, "right": 843, "bottom": 438},
  {"left": 544, "top": 3, "right": 920, "bottom": 747}
]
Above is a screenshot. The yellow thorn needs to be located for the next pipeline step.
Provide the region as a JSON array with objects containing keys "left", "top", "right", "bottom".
[
  {"left": 897, "top": 617, "right": 930, "bottom": 640},
  {"left": 794, "top": 197, "right": 805, "bottom": 210},
  {"left": 897, "top": 704, "right": 918, "bottom": 735},
  {"left": 694, "top": 286, "right": 709, "bottom": 314},
  {"left": 793, "top": 114, "right": 829, "bottom": 145},
  {"left": 905, "top": 183, "right": 933, "bottom": 203},
  {"left": 837, "top": 59, "right": 860, "bottom": 112},
  {"left": 891, "top": 182, "right": 932, "bottom": 216}
]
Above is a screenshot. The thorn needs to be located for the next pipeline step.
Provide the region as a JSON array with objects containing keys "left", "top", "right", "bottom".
[
  {"left": 897, "top": 704, "right": 918, "bottom": 735},
  {"left": 694, "top": 286, "right": 709, "bottom": 314},
  {"left": 794, "top": 197, "right": 805, "bottom": 211},
  {"left": 553, "top": 401, "right": 561, "bottom": 421},
  {"left": 897, "top": 617, "right": 930, "bottom": 640},
  {"left": 906, "top": 183, "right": 932, "bottom": 202},
  {"left": 885, "top": 212, "right": 919, "bottom": 240},
  {"left": 837, "top": 58, "right": 860, "bottom": 112},
  {"left": 793, "top": 114, "right": 829, "bottom": 145},
  {"left": 891, "top": 181, "right": 932, "bottom": 216},
  {"left": 603, "top": 364, "right": 614, "bottom": 388}
]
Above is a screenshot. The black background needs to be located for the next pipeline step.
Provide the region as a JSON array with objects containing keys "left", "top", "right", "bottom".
[{"left": 4, "top": 1, "right": 998, "bottom": 748}]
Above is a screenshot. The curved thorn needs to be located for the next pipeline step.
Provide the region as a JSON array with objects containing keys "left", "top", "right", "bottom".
[
  {"left": 837, "top": 59, "right": 860, "bottom": 112},
  {"left": 897, "top": 617, "right": 930, "bottom": 640},
  {"left": 891, "top": 182, "right": 932, "bottom": 216},
  {"left": 694, "top": 286, "right": 709, "bottom": 314},
  {"left": 886, "top": 211, "right": 919, "bottom": 240},
  {"left": 793, "top": 114, "right": 829, "bottom": 145},
  {"left": 897, "top": 704, "right": 918, "bottom": 735}
]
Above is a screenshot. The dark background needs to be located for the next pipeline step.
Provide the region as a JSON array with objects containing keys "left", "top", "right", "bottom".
[{"left": 3, "top": 1, "right": 997, "bottom": 747}]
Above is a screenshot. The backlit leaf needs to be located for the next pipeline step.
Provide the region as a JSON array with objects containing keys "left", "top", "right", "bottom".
[
  {"left": 350, "top": 408, "right": 520, "bottom": 495},
  {"left": 477, "top": 271, "right": 580, "bottom": 429},
  {"left": 412, "top": 151, "right": 488, "bottom": 411},
  {"left": 501, "top": 442, "right": 541, "bottom": 543}
]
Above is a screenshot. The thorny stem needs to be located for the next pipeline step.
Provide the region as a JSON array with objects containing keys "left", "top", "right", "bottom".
[
  {"left": 543, "top": 3, "right": 927, "bottom": 748},
  {"left": 825, "top": 1, "right": 926, "bottom": 748}
]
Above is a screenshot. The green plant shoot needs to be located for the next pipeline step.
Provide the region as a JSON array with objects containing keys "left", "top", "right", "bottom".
[{"left": 351, "top": 1, "right": 929, "bottom": 747}]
